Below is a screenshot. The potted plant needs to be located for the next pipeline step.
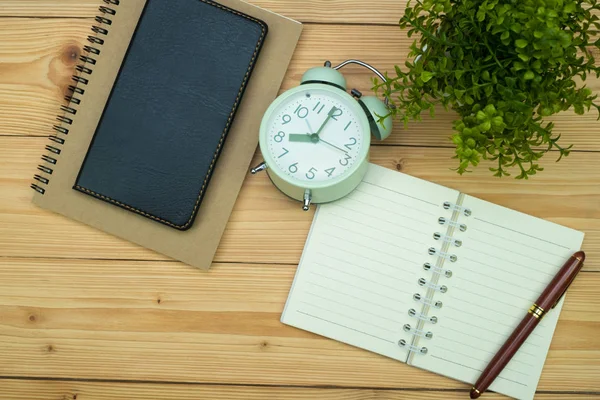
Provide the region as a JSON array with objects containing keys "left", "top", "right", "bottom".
[{"left": 375, "top": 0, "right": 600, "bottom": 178}]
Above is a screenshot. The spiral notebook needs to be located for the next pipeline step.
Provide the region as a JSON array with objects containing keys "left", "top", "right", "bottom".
[
  {"left": 30, "top": 0, "right": 302, "bottom": 268},
  {"left": 281, "top": 164, "right": 584, "bottom": 400}
]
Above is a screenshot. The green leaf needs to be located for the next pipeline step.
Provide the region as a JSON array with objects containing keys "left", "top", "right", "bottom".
[
  {"left": 452, "top": 135, "right": 463, "bottom": 145},
  {"left": 479, "top": 121, "right": 492, "bottom": 132},
  {"left": 513, "top": 62, "right": 526, "bottom": 71},
  {"left": 515, "top": 39, "right": 528, "bottom": 48},
  {"left": 523, "top": 70, "right": 535, "bottom": 80},
  {"left": 454, "top": 89, "right": 465, "bottom": 99},
  {"left": 564, "top": 2, "right": 576, "bottom": 13},
  {"left": 484, "top": 85, "right": 494, "bottom": 97},
  {"left": 421, "top": 71, "right": 435, "bottom": 82},
  {"left": 484, "top": 104, "right": 496, "bottom": 116}
]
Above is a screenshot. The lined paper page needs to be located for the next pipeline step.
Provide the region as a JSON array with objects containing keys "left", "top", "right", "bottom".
[
  {"left": 281, "top": 164, "right": 458, "bottom": 363},
  {"left": 412, "top": 195, "right": 584, "bottom": 400}
]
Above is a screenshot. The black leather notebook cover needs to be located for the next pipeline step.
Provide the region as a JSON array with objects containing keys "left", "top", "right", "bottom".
[{"left": 74, "top": 0, "right": 267, "bottom": 230}]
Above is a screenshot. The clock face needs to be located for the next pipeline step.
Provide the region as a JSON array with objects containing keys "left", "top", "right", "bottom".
[{"left": 264, "top": 87, "right": 368, "bottom": 184}]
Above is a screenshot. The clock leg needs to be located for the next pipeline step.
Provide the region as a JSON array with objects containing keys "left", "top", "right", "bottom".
[
  {"left": 303, "top": 189, "right": 312, "bottom": 212},
  {"left": 251, "top": 162, "right": 268, "bottom": 174}
]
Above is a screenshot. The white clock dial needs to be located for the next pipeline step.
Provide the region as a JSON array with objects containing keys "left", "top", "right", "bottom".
[{"left": 265, "top": 87, "right": 367, "bottom": 183}]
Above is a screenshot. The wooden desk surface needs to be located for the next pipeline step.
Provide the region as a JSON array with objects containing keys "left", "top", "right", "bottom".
[{"left": 0, "top": 1, "right": 599, "bottom": 399}]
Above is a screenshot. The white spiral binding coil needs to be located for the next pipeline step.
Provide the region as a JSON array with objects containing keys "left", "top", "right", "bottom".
[
  {"left": 443, "top": 201, "right": 472, "bottom": 216},
  {"left": 433, "top": 232, "right": 462, "bottom": 247},
  {"left": 399, "top": 200, "right": 471, "bottom": 357},
  {"left": 423, "top": 262, "right": 452, "bottom": 278},
  {"left": 418, "top": 278, "right": 448, "bottom": 293},
  {"left": 413, "top": 292, "right": 443, "bottom": 308},
  {"left": 404, "top": 323, "right": 434, "bottom": 339},
  {"left": 398, "top": 339, "right": 428, "bottom": 354},
  {"left": 408, "top": 308, "right": 438, "bottom": 324},
  {"left": 428, "top": 247, "right": 458, "bottom": 262},
  {"left": 438, "top": 217, "right": 467, "bottom": 232}
]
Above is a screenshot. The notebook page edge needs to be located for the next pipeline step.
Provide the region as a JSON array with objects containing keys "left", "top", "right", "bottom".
[{"left": 281, "top": 206, "right": 323, "bottom": 322}]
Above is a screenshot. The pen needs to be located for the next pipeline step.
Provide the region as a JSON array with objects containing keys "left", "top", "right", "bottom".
[{"left": 470, "top": 251, "right": 586, "bottom": 399}]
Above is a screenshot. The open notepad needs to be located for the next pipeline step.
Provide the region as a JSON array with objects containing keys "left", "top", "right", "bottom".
[{"left": 281, "top": 164, "right": 584, "bottom": 400}]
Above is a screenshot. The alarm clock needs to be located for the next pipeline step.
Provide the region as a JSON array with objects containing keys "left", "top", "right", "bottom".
[{"left": 251, "top": 60, "right": 393, "bottom": 211}]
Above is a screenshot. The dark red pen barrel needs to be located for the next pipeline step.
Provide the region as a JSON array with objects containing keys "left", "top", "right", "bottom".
[
  {"left": 471, "top": 252, "right": 585, "bottom": 398},
  {"left": 472, "top": 313, "right": 540, "bottom": 395}
]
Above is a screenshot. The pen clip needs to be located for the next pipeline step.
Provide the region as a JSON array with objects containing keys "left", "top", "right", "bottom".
[{"left": 551, "top": 286, "right": 569, "bottom": 309}]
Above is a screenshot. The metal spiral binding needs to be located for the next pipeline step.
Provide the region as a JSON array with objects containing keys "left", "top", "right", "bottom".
[
  {"left": 403, "top": 323, "right": 434, "bottom": 339},
  {"left": 433, "top": 232, "right": 462, "bottom": 247},
  {"left": 398, "top": 339, "right": 428, "bottom": 354},
  {"left": 413, "top": 293, "right": 443, "bottom": 309},
  {"left": 428, "top": 247, "right": 458, "bottom": 262},
  {"left": 443, "top": 201, "right": 472, "bottom": 216},
  {"left": 423, "top": 262, "right": 452, "bottom": 278},
  {"left": 31, "top": 0, "right": 119, "bottom": 195},
  {"left": 438, "top": 217, "right": 467, "bottom": 232},
  {"left": 398, "top": 200, "right": 471, "bottom": 357},
  {"left": 418, "top": 278, "right": 448, "bottom": 293}
]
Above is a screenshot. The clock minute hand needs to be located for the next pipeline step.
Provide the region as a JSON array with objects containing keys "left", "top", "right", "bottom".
[{"left": 319, "top": 138, "right": 348, "bottom": 154}]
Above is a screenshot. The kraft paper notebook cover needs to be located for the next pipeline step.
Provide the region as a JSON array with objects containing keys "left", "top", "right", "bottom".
[
  {"left": 282, "top": 164, "right": 585, "bottom": 400},
  {"left": 31, "top": 0, "right": 302, "bottom": 269}
]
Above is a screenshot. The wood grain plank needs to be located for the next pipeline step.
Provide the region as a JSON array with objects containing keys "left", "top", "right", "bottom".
[
  {"left": 0, "top": 379, "right": 595, "bottom": 400},
  {"left": 1, "top": 19, "right": 599, "bottom": 151},
  {"left": 1, "top": 136, "right": 598, "bottom": 268},
  {"left": 0, "top": 18, "right": 91, "bottom": 136},
  {"left": 0, "top": 258, "right": 598, "bottom": 391},
  {"left": 0, "top": 0, "right": 406, "bottom": 24}
]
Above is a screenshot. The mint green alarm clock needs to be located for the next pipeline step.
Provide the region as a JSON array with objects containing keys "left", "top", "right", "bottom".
[{"left": 252, "top": 60, "right": 393, "bottom": 211}]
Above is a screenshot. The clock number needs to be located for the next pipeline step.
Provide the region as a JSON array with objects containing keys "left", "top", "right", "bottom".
[
  {"left": 282, "top": 114, "right": 292, "bottom": 125},
  {"left": 344, "top": 121, "right": 352, "bottom": 131},
  {"left": 325, "top": 167, "right": 336, "bottom": 177},
  {"left": 278, "top": 148, "right": 289, "bottom": 158},
  {"left": 339, "top": 154, "right": 352, "bottom": 166},
  {"left": 289, "top": 162, "right": 299, "bottom": 174},
  {"left": 344, "top": 137, "right": 357, "bottom": 150},
  {"left": 331, "top": 108, "right": 343, "bottom": 121},
  {"left": 294, "top": 105, "right": 309, "bottom": 119},
  {"left": 306, "top": 167, "right": 318, "bottom": 180},
  {"left": 274, "top": 131, "right": 286, "bottom": 143},
  {"left": 313, "top": 102, "right": 325, "bottom": 114}
]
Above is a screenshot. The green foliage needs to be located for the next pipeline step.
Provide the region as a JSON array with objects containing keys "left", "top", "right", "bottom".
[{"left": 374, "top": 0, "right": 600, "bottom": 178}]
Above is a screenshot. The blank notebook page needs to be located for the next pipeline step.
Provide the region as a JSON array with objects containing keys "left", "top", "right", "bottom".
[
  {"left": 281, "top": 165, "right": 458, "bottom": 362},
  {"left": 281, "top": 163, "right": 584, "bottom": 400}
]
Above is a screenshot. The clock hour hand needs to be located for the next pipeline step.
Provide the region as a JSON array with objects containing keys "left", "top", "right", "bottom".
[{"left": 289, "top": 133, "right": 317, "bottom": 143}]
